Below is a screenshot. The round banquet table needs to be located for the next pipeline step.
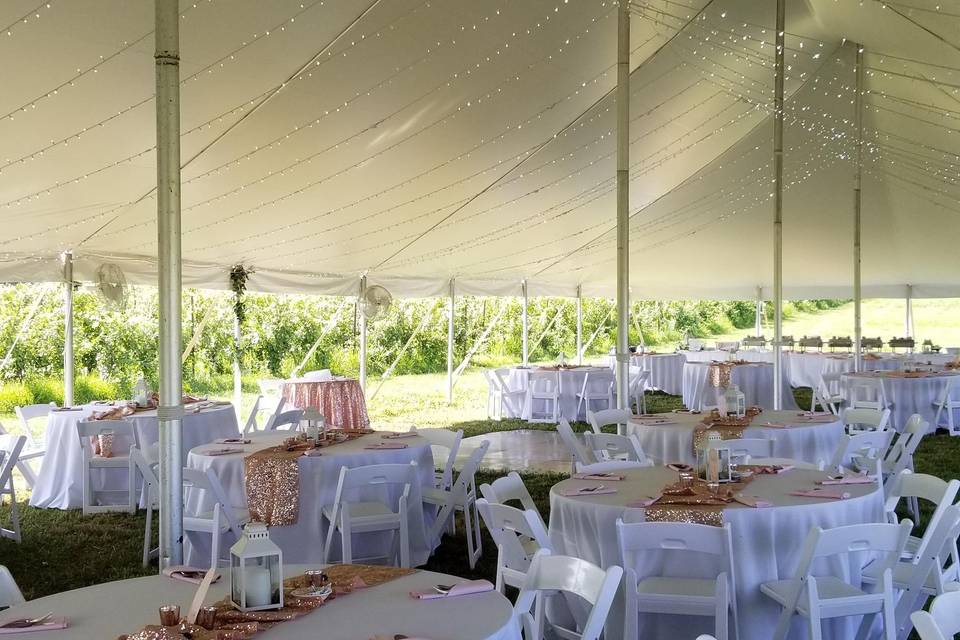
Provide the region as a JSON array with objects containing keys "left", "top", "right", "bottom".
[
  {"left": 549, "top": 466, "right": 883, "bottom": 640},
  {"left": 0, "top": 565, "right": 518, "bottom": 640},
  {"left": 281, "top": 377, "right": 369, "bottom": 428},
  {"left": 785, "top": 352, "right": 908, "bottom": 389},
  {"left": 29, "top": 403, "right": 240, "bottom": 510},
  {"left": 682, "top": 361, "right": 798, "bottom": 411},
  {"left": 184, "top": 432, "right": 437, "bottom": 568},
  {"left": 626, "top": 410, "right": 844, "bottom": 466},
  {"left": 841, "top": 370, "right": 960, "bottom": 432},
  {"left": 505, "top": 365, "right": 608, "bottom": 421},
  {"left": 625, "top": 353, "right": 685, "bottom": 396}
]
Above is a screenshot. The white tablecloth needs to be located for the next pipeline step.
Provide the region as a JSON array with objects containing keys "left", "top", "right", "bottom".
[
  {"left": 0, "top": 566, "right": 518, "bottom": 640},
  {"left": 625, "top": 354, "right": 685, "bottom": 396},
  {"left": 841, "top": 371, "right": 960, "bottom": 432},
  {"left": 626, "top": 411, "right": 844, "bottom": 466},
  {"left": 505, "top": 366, "right": 608, "bottom": 421},
  {"left": 29, "top": 403, "right": 240, "bottom": 509},
  {"left": 185, "top": 432, "right": 437, "bottom": 567},
  {"left": 682, "top": 362, "right": 798, "bottom": 411},
  {"left": 549, "top": 466, "right": 884, "bottom": 640},
  {"left": 680, "top": 350, "right": 775, "bottom": 364}
]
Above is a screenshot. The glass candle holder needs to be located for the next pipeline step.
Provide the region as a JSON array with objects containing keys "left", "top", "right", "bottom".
[
  {"left": 158, "top": 605, "right": 180, "bottom": 627},
  {"left": 196, "top": 606, "right": 217, "bottom": 630}
]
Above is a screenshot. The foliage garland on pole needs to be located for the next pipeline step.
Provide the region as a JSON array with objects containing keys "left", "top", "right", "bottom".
[{"left": 229, "top": 264, "right": 254, "bottom": 326}]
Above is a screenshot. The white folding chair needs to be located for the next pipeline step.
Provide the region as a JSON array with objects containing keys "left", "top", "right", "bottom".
[
  {"left": 76, "top": 419, "right": 138, "bottom": 514},
  {"left": 627, "top": 366, "right": 651, "bottom": 415},
  {"left": 910, "top": 583, "right": 960, "bottom": 640},
  {"left": 0, "top": 436, "right": 25, "bottom": 543},
  {"left": 493, "top": 368, "right": 526, "bottom": 419},
  {"left": 842, "top": 407, "right": 891, "bottom": 435},
  {"left": 829, "top": 429, "right": 895, "bottom": 474},
  {"left": 617, "top": 519, "right": 739, "bottom": 640},
  {"left": 881, "top": 415, "right": 927, "bottom": 478},
  {"left": 709, "top": 437, "right": 774, "bottom": 464},
  {"left": 584, "top": 432, "right": 652, "bottom": 466},
  {"left": 182, "top": 466, "right": 250, "bottom": 570},
  {"left": 8, "top": 402, "right": 55, "bottom": 489},
  {"left": 131, "top": 447, "right": 160, "bottom": 566},
  {"left": 526, "top": 370, "right": 561, "bottom": 423},
  {"left": 883, "top": 470, "right": 960, "bottom": 560},
  {"left": 0, "top": 565, "right": 24, "bottom": 609},
  {"left": 586, "top": 408, "right": 633, "bottom": 436},
  {"left": 268, "top": 408, "right": 304, "bottom": 431},
  {"left": 476, "top": 498, "right": 550, "bottom": 593},
  {"left": 483, "top": 370, "right": 501, "bottom": 420},
  {"left": 848, "top": 377, "right": 890, "bottom": 411},
  {"left": 576, "top": 370, "right": 615, "bottom": 418},
  {"left": 261, "top": 396, "right": 287, "bottom": 430},
  {"left": 813, "top": 372, "right": 844, "bottom": 414},
  {"left": 480, "top": 471, "right": 540, "bottom": 518},
  {"left": 410, "top": 427, "right": 462, "bottom": 492},
  {"left": 257, "top": 379, "right": 283, "bottom": 413},
  {"left": 424, "top": 441, "right": 489, "bottom": 569},
  {"left": 932, "top": 376, "right": 960, "bottom": 435},
  {"left": 514, "top": 550, "right": 623, "bottom": 640},
  {"left": 242, "top": 395, "right": 263, "bottom": 434},
  {"left": 557, "top": 418, "right": 596, "bottom": 473},
  {"left": 864, "top": 506, "right": 960, "bottom": 640},
  {"left": 321, "top": 461, "right": 418, "bottom": 568},
  {"left": 761, "top": 521, "right": 911, "bottom": 640}
]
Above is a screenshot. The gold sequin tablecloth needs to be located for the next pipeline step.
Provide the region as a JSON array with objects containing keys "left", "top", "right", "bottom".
[
  {"left": 548, "top": 465, "right": 883, "bottom": 640},
  {"left": 280, "top": 378, "right": 369, "bottom": 428}
]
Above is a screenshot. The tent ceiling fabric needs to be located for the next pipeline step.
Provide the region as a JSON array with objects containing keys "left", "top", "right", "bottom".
[{"left": 0, "top": 0, "right": 957, "bottom": 299}]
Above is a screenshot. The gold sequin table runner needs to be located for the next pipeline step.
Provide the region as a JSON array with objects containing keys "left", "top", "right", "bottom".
[
  {"left": 644, "top": 477, "right": 756, "bottom": 527},
  {"left": 691, "top": 407, "right": 763, "bottom": 453}
]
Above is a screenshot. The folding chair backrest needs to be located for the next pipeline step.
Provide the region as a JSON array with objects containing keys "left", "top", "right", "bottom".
[
  {"left": 14, "top": 403, "right": 55, "bottom": 448},
  {"left": 480, "top": 471, "right": 538, "bottom": 513},
  {"left": 270, "top": 408, "right": 304, "bottom": 431},
  {"left": 450, "top": 441, "right": 489, "bottom": 500},
  {"left": 617, "top": 520, "right": 734, "bottom": 583},
  {"left": 842, "top": 407, "right": 890, "bottom": 430},
  {"left": 796, "top": 522, "right": 911, "bottom": 585},
  {"left": 884, "top": 414, "right": 927, "bottom": 473},
  {"left": 829, "top": 429, "right": 895, "bottom": 470},
  {"left": 243, "top": 395, "right": 263, "bottom": 434},
  {"left": 0, "top": 565, "right": 24, "bottom": 608},
  {"left": 848, "top": 378, "right": 888, "bottom": 409},
  {"left": 477, "top": 499, "right": 549, "bottom": 575},
  {"left": 0, "top": 436, "right": 26, "bottom": 488},
  {"left": 334, "top": 462, "right": 416, "bottom": 510},
  {"left": 885, "top": 470, "right": 959, "bottom": 558},
  {"left": 585, "top": 432, "right": 646, "bottom": 464},
  {"left": 582, "top": 371, "right": 614, "bottom": 394},
  {"left": 929, "top": 584, "right": 960, "bottom": 636},
  {"left": 529, "top": 370, "right": 559, "bottom": 393},
  {"left": 483, "top": 370, "right": 498, "bottom": 393},
  {"left": 708, "top": 437, "right": 773, "bottom": 460},
  {"left": 557, "top": 418, "right": 595, "bottom": 467},
  {"left": 586, "top": 409, "right": 632, "bottom": 435},
  {"left": 262, "top": 397, "right": 287, "bottom": 430},
  {"left": 183, "top": 466, "right": 243, "bottom": 534},
  {"left": 76, "top": 419, "right": 137, "bottom": 457},
  {"left": 493, "top": 368, "right": 514, "bottom": 392},
  {"left": 414, "top": 427, "right": 463, "bottom": 489}
]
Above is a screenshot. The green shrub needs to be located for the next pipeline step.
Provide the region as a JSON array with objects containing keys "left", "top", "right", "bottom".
[
  {"left": 25, "top": 378, "right": 61, "bottom": 405},
  {"left": 0, "top": 382, "right": 33, "bottom": 414},
  {"left": 75, "top": 375, "right": 118, "bottom": 404}
]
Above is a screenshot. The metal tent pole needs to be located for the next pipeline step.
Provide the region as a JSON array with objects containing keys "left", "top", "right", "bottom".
[
  {"left": 772, "top": 0, "right": 786, "bottom": 410},
  {"left": 853, "top": 43, "right": 864, "bottom": 372},
  {"left": 62, "top": 252, "right": 74, "bottom": 407},
  {"left": 359, "top": 276, "right": 368, "bottom": 392},
  {"left": 232, "top": 315, "right": 242, "bottom": 420},
  {"left": 615, "top": 0, "right": 631, "bottom": 420},
  {"left": 754, "top": 286, "right": 763, "bottom": 338},
  {"left": 446, "top": 279, "right": 455, "bottom": 403},
  {"left": 521, "top": 280, "right": 529, "bottom": 366},
  {"left": 576, "top": 285, "right": 583, "bottom": 365},
  {"left": 905, "top": 284, "right": 913, "bottom": 337},
  {"left": 155, "top": 0, "right": 184, "bottom": 570}
]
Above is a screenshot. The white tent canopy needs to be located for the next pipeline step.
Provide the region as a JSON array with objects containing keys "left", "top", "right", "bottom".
[{"left": 1, "top": 0, "right": 957, "bottom": 299}]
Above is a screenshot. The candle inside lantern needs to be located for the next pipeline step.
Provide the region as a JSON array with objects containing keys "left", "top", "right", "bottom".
[{"left": 244, "top": 567, "right": 272, "bottom": 607}]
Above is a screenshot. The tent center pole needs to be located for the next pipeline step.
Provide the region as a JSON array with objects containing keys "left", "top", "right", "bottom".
[
  {"left": 359, "top": 276, "right": 367, "bottom": 392},
  {"left": 576, "top": 285, "right": 583, "bottom": 366},
  {"left": 615, "top": 0, "right": 631, "bottom": 428},
  {"left": 63, "top": 251, "right": 74, "bottom": 407},
  {"left": 772, "top": 0, "right": 786, "bottom": 411},
  {"left": 233, "top": 314, "right": 242, "bottom": 421},
  {"left": 155, "top": 0, "right": 184, "bottom": 571},
  {"left": 853, "top": 43, "right": 864, "bottom": 372},
  {"left": 446, "top": 279, "right": 455, "bottom": 404},
  {"left": 905, "top": 284, "right": 913, "bottom": 337},
  {"left": 521, "top": 280, "right": 529, "bottom": 366}
]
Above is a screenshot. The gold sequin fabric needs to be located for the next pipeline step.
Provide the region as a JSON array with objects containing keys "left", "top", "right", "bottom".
[
  {"left": 120, "top": 566, "right": 417, "bottom": 640},
  {"left": 281, "top": 379, "right": 370, "bottom": 428},
  {"left": 643, "top": 478, "right": 755, "bottom": 527},
  {"left": 692, "top": 407, "right": 764, "bottom": 453},
  {"left": 244, "top": 446, "right": 306, "bottom": 526},
  {"left": 645, "top": 505, "right": 724, "bottom": 527}
]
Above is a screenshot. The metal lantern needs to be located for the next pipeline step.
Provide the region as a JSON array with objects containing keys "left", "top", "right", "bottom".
[
  {"left": 230, "top": 522, "right": 284, "bottom": 612},
  {"left": 699, "top": 432, "right": 732, "bottom": 483},
  {"left": 301, "top": 407, "right": 324, "bottom": 440},
  {"left": 722, "top": 385, "right": 746, "bottom": 418}
]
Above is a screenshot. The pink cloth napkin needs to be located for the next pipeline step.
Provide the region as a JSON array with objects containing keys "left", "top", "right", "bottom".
[
  {"left": 214, "top": 437, "right": 251, "bottom": 444},
  {"left": 382, "top": 432, "right": 419, "bottom": 439},
  {"left": 733, "top": 495, "right": 772, "bottom": 508},
  {"left": 789, "top": 487, "right": 852, "bottom": 500},
  {"left": 819, "top": 475, "right": 875, "bottom": 485},
  {"left": 364, "top": 442, "right": 409, "bottom": 450},
  {"left": 410, "top": 580, "right": 494, "bottom": 600},
  {"left": 627, "top": 495, "right": 661, "bottom": 507},
  {"left": 572, "top": 473, "right": 624, "bottom": 481},
  {"left": 558, "top": 486, "right": 617, "bottom": 497},
  {"left": 0, "top": 618, "right": 68, "bottom": 634}
]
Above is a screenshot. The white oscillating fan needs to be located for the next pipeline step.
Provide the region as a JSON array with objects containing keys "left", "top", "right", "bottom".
[
  {"left": 361, "top": 284, "right": 392, "bottom": 320},
  {"left": 95, "top": 263, "right": 129, "bottom": 309}
]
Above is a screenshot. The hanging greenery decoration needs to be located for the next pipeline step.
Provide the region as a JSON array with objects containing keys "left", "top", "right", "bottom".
[{"left": 229, "top": 264, "right": 254, "bottom": 326}]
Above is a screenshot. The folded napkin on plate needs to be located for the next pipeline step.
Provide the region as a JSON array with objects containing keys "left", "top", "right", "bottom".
[
  {"left": 162, "top": 566, "right": 221, "bottom": 585},
  {"left": 627, "top": 495, "right": 661, "bottom": 507},
  {"left": 364, "top": 442, "right": 409, "bottom": 450},
  {"left": 0, "top": 618, "right": 68, "bottom": 634},
  {"left": 572, "top": 472, "right": 624, "bottom": 481},
  {"left": 214, "top": 437, "right": 251, "bottom": 445},
  {"left": 382, "top": 432, "right": 419, "bottom": 439},
  {"left": 204, "top": 447, "right": 244, "bottom": 457},
  {"left": 733, "top": 495, "right": 772, "bottom": 508},
  {"left": 410, "top": 580, "right": 494, "bottom": 600},
  {"left": 557, "top": 485, "right": 617, "bottom": 497},
  {"left": 819, "top": 474, "right": 875, "bottom": 485},
  {"left": 789, "top": 487, "right": 851, "bottom": 500}
]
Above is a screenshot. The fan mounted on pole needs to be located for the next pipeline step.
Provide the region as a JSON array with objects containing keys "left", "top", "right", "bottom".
[
  {"left": 94, "top": 263, "right": 129, "bottom": 309},
  {"left": 361, "top": 284, "right": 392, "bottom": 320}
]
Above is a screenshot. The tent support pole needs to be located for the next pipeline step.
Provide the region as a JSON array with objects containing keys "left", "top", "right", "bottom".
[
  {"left": 772, "top": 0, "right": 785, "bottom": 410},
  {"left": 853, "top": 43, "right": 864, "bottom": 372},
  {"left": 447, "top": 279, "right": 455, "bottom": 404},
  {"left": 359, "top": 276, "right": 367, "bottom": 392},
  {"left": 905, "top": 284, "right": 913, "bottom": 337},
  {"left": 576, "top": 285, "right": 583, "bottom": 365},
  {"left": 754, "top": 286, "right": 762, "bottom": 338},
  {"left": 521, "top": 280, "right": 529, "bottom": 366},
  {"left": 63, "top": 252, "right": 74, "bottom": 407},
  {"left": 615, "top": 0, "right": 631, "bottom": 422},
  {"left": 155, "top": 0, "right": 184, "bottom": 571},
  {"left": 232, "top": 315, "right": 242, "bottom": 421}
]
